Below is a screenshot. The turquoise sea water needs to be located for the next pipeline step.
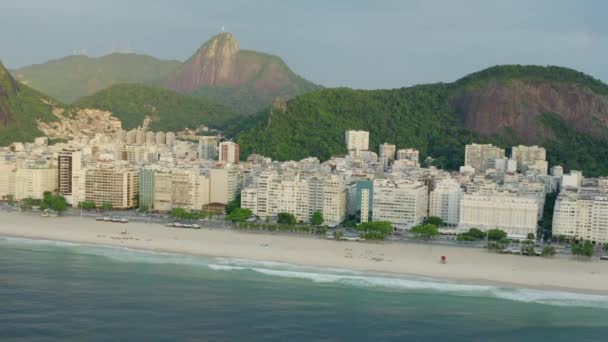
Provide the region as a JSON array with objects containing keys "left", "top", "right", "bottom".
[{"left": 1, "top": 236, "right": 607, "bottom": 341}]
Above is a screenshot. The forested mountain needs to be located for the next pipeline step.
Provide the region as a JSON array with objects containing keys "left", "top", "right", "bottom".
[
  {"left": 0, "top": 61, "right": 60, "bottom": 146},
  {"left": 13, "top": 54, "right": 181, "bottom": 103},
  {"left": 162, "top": 32, "right": 320, "bottom": 114},
  {"left": 74, "top": 84, "right": 239, "bottom": 132},
  {"left": 236, "top": 65, "right": 608, "bottom": 176}
]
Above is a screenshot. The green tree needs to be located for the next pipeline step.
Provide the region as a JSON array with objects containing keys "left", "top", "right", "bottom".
[
  {"left": 487, "top": 238, "right": 510, "bottom": 251},
  {"left": 101, "top": 202, "right": 113, "bottom": 211},
  {"left": 226, "top": 195, "right": 241, "bottom": 214},
  {"left": 456, "top": 228, "right": 486, "bottom": 241},
  {"left": 277, "top": 212, "right": 297, "bottom": 225},
  {"left": 357, "top": 221, "right": 393, "bottom": 240},
  {"left": 527, "top": 233, "right": 536, "bottom": 241},
  {"left": 42, "top": 192, "right": 68, "bottom": 213},
  {"left": 411, "top": 224, "right": 439, "bottom": 239},
  {"left": 311, "top": 211, "right": 324, "bottom": 226},
  {"left": 487, "top": 229, "right": 508, "bottom": 241},
  {"left": 542, "top": 246, "right": 556, "bottom": 257},
  {"left": 333, "top": 231, "right": 344, "bottom": 240},
  {"left": 521, "top": 240, "right": 536, "bottom": 256},
  {"left": 426, "top": 216, "right": 444, "bottom": 227},
  {"left": 78, "top": 201, "right": 96, "bottom": 210},
  {"left": 225, "top": 208, "right": 252, "bottom": 222},
  {"left": 572, "top": 241, "right": 594, "bottom": 257}
]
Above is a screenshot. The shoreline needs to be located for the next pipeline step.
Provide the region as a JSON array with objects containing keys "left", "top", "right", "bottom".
[{"left": 1, "top": 211, "right": 607, "bottom": 295}]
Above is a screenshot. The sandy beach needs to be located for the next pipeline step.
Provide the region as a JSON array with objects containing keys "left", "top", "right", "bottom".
[{"left": 1, "top": 211, "right": 607, "bottom": 294}]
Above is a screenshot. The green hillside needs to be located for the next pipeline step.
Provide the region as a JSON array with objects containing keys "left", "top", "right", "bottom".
[
  {"left": 236, "top": 65, "right": 608, "bottom": 176},
  {"left": 13, "top": 53, "right": 181, "bottom": 103},
  {"left": 74, "top": 84, "right": 239, "bottom": 132},
  {"left": 0, "top": 61, "right": 59, "bottom": 146}
]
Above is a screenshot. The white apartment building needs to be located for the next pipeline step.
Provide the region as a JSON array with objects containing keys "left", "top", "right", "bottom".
[
  {"left": 14, "top": 164, "right": 58, "bottom": 200},
  {"left": 562, "top": 171, "right": 583, "bottom": 190},
  {"left": 153, "top": 169, "right": 210, "bottom": 211},
  {"left": 429, "top": 178, "right": 463, "bottom": 226},
  {"left": 465, "top": 144, "right": 505, "bottom": 173},
  {"left": 553, "top": 188, "right": 608, "bottom": 243},
  {"left": 0, "top": 162, "right": 16, "bottom": 199},
  {"left": 198, "top": 136, "right": 218, "bottom": 160},
  {"left": 322, "top": 174, "right": 347, "bottom": 226},
  {"left": 459, "top": 191, "right": 539, "bottom": 238},
  {"left": 511, "top": 145, "right": 547, "bottom": 173},
  {"left": 219, "top": 141, "right": 239, "bottom": 164},
  {"left": 209, "top": 166, "right": 241, "bottom": 205},
  {"left": 379, "top": 143, "right": 396, "bottom": 160},
  {"left": 372, "top": 179, "right": 428, "bottom": 230},
  {"left": 396, "top": 148, "right": 420, "bottom": 166},
  {"left": 242, "top": 172, "right": 346, "bottom": 225},
  {"left": 345, "top": 130, "right": 369, "bottom": 157}
]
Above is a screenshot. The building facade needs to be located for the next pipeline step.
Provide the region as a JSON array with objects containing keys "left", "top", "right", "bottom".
[{"left": 372, "top": 179, "right": 428, "bottom": 230}]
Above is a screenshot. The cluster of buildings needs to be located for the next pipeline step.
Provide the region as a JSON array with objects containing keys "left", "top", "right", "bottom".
[
  {"left": 0, "top": 131, "right": 242, "bottom": 212},
  {"left": 240, "top": 134, "right": 606, "bottom": 243},
  {"left": 1, "top": 126, "right": 607, "bottom": 244}
]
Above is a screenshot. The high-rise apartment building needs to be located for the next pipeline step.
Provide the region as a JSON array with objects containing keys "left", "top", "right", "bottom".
[
  {"left": 553, "top": 188, "right": 608, "bottom": 243},
  {"left": 379, "top": 143, "right": 396, "bottom": 160},
  {"left": 372, "top": 179, "right": 428, "bottom": 230},
  {"left": 464, "top": 144, "right": 505, "bottom": 172},
  {"left": 0, "top": 162, "right": 16, "bottom": 199},
  {"left": 198, "top": 137, "right": 218, "bottom": 160},
  {"left": 153, "top": 169, "right": 210, "bottom": 211},
  {"left": 395, "top": 148, "right": 420, "bottom": 167},
  {"left": 219, "top": 141, "right": 239, "bottom": 164},
  {"left": 345, "top": 130, "right": 369, "bottom": 157},
  {"left": 429, "top": 178, "right": 463, "bottom": 226},
  {"left": 210, "top": 166, "right": 241, "bottom": 205},
  {"left": 57, "top": 149, "right": 82, "bottom": 204},
  {"left": 14, "top": 164, "right": 58, "bottom": 200},
  {"left": 511, "top": 145, "right": 547, "bottom": 174},
  {"left": 84, "top": 166, "right": 139, "bottom": 209},
  {"left": 139, "top": 167, "right": 156, "bottom": 210},
  {"left": 356, "top": 180, "right": 374, "bottom": 223}
]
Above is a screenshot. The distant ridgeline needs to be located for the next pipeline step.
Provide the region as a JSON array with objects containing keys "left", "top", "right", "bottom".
[
  {"left": 12, "top": 32, "right": 321, "bottom": 115},
  {"left": 235, "top": 65, "right": 608, "bottom": 177}
]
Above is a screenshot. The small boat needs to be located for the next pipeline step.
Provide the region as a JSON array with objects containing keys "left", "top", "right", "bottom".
[
  {"left": 111, "top": 218, "right": 121, "bottom": 223},
  {"left": 192, "top": 224, "right": 201, "bottom": 229},
  {"left": 174, "top": 223, "right": 184, "bottom": 228},
  {"left": 183, "top": 224, "right": 193, "bottom": 229},
  {"left": 96, "top": 217, "right": 104, "bottom": 221},
  {"left": 103, "top": 217, "right": 112, "bottom": 222}
]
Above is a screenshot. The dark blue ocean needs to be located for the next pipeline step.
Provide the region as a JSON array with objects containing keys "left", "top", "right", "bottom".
[{"left": 1, "top": 236, "right": 607, "bottom": 341}]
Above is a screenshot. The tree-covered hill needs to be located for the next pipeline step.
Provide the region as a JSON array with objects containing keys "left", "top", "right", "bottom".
[
  {"left": 12, "top": 53, "right": 181, "bottom": 103},
  {"left": 236, "top": 65, "right": 608, "bottom": 176},
  {"left": 74, "top": 84, "right": 239, "bottom": 132},
  {"left": 0, "top": 61, "right": 60, "bottom": 146}
]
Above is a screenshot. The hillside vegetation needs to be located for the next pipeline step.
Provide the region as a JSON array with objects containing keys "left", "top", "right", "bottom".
[
  {"left": 0, "top": 61, "right": 59, "bottom": 146},
  {"left": 75, "top": 84, "right": 239, "bottom": 131},
  {"left": 13, "top": 53, "right": 181, "bottom": 103},
  {"left": 236, "top": 65, "right": 608, "bottom": 176}
]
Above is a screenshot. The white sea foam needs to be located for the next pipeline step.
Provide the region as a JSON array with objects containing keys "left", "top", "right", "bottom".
[
  {"left": 3, "top": 235, "right": 608, "bottom": 309},
  {"left": 207, "top": 264, "right": 247, "bottom": 271}
]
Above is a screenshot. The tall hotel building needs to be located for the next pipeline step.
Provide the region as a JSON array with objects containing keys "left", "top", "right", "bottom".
[
  {"left": 85, "top": 166, "right": 139, "bottom": 209},
  {"left": 57, "top": 149, "right": 83, "bottom": 205}
]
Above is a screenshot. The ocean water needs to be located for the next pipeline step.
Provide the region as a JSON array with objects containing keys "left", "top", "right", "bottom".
[{"left": 1, "top": 236, "right": 607, "bottom": 341}]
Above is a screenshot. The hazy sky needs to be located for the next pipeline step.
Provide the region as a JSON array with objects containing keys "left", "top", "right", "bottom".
[{"left": 1, "top": 0, "right": 607, "bottom": 89}]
